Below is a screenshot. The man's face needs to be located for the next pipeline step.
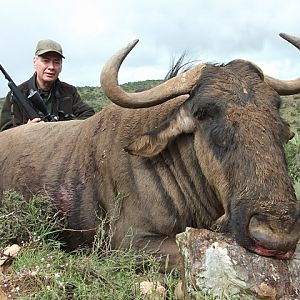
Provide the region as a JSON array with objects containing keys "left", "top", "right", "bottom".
[{"left": 33, "top": 52, "right": 62, "bottom": 87}]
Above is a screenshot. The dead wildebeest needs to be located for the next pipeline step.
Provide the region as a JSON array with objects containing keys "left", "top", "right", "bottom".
[{"left": 1, "top": 33, "right": 300, "bottom": 272}]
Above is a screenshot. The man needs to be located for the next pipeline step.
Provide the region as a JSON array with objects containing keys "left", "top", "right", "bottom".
[{"left": 0, "top": 39, "right": 95, "bottom": 131}]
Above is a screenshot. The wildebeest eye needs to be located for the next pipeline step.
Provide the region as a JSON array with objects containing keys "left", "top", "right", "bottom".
[
  {"left": 209, "top": 123, "right": 236, "bottom": 158},
  {"left": 194, "top": 106, "right": 208, "bottom": 120},
  {"left": 193, "top": 102, "right": 221, "bottom": 121}
]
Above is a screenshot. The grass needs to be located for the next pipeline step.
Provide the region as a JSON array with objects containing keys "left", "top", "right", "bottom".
[
  {"left": 0, "top": 191, "right": 63, "bottom": 246},
  {"left": 285, "top": 132, "right": 300, "bottom": 200},
  {"left": 3, "top": 245, "right": 169, "bottom": 299},
  {"left": 294, "top": 180, "right": 300, "bottom": 201},
  {"left": 0, "top": 191, "right": 182, "bottom": 300}
]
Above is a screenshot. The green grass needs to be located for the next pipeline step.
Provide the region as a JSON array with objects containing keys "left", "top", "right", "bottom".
[
  {"left": 294, "top": 180, "right": 300, "bottom": 201},
  {"left": 0, "top": 191, "right": 63, "bottom": 246},
  {"left": 3, "top": 244, "right": 171, "bottom": 299},
  {"left": 0, "top": 191, "right": 183, "bottom": 299},
  {"left": 285, "top": 132, "right": 300, "bottom": 200}
]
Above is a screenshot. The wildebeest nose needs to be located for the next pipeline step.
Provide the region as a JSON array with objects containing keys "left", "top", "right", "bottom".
[{"left": 248, "top": 213, "right": 300, "bottom": 253}]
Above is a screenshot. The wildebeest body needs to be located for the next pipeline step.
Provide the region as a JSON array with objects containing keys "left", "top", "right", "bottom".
[
  {"left": 0, "top": 95, "right": 222, "bottom": 270},
  {"left": 1, "top": 35, "right": 300, "bottom": 271}
]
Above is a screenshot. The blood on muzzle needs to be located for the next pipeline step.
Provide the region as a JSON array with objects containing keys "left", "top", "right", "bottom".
[{"left": 248, "top": 208, "right": 300, "bottom": 259}]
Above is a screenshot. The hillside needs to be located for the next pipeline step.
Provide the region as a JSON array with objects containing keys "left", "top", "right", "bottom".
[
  {"left": 0, "top": 80, "right": 299, "bottom": 133},
  {"left": 76, "top": 79, "right": 162, "bottom": 111},
  {"left": 0, "top": 80, "right": 162, "bottom": 113},
  {"left": 281, "top": 94, "right": 300, "bottom": 133}
]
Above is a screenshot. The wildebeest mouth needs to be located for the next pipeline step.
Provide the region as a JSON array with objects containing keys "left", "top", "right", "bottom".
[
  {"left": 250, "top": 244, "right": 295, "bottom": 260},
  {"left": 213, "top": 212, "right": 300, "bottom": 260},
  {"left": 247, "top": 214, "right": 300, "bottom": 260}
]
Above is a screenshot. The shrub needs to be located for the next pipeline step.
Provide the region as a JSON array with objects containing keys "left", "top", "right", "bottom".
[
  {"left": 285, "top": 132, "right": 300, "bottom": 183},
  {"left": 0, "top": 191, "right": 63, "bottom": 246}
]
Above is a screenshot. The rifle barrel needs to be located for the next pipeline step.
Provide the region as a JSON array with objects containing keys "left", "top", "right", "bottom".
[
  {"left": 0, "top": 64, "right": 39, "bottom": 119},
  {"left": 0, "top": 64, "right": 13, "bottom": 82}
]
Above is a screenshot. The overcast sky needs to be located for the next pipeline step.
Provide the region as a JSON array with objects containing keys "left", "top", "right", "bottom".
[{"left": 1, "top": 0, "right": 300, "bottom": 97}]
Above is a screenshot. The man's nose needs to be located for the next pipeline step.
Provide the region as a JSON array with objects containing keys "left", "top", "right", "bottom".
[{"left": 47, "top": 61, "right": 55, "bottom": 69}]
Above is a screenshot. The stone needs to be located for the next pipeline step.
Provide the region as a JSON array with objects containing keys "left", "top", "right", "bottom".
[{"left": 176, "top": 228, "right": 300, "bottom": 300}]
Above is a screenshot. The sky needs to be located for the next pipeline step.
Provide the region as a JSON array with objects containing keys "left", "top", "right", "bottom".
[{"left": 0, "top": 0, "right": 300, "bottom": 97}]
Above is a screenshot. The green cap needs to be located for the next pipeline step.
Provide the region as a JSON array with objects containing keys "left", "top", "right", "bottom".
[{"left": 35, "top": 39, "right": 65, "bottom": 58}]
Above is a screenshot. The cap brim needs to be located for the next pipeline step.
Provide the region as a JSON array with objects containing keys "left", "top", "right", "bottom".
[{"left": 36, "top": 49, "right": 65, "bottom": 59}]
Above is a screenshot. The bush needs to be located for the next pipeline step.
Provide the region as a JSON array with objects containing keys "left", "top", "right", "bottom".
[
  {"left": 285, "top": 133, "right": 300, "bottom": 201},
  {"left": 0, "top": 190, "right": 63, "bottom": 246},
  {"left": 285, "top": 132, "right": 300, "bottom": 183},
  {"left": 294, "top": 180, "right": 300, "bottom": 201}
]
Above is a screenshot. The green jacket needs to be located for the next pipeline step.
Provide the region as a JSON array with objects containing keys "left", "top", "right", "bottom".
[{"left": 0, "top": 74, "right": 95, "bottom": 131}]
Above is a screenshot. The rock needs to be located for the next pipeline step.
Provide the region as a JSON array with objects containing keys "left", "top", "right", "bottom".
[
  {"left": 0, "top": 288, "right": 8, "bottom": 300},
  {"left": 138, "top": 280, "right": 166, "bottom": 300},
  {"left": 176, "top": 228, "right": 300, "bottom": 300},
  {"left": 0, "top": 244, "right": 21, "bottom": 273}
]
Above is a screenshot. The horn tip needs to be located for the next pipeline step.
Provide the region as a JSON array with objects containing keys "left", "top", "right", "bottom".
[
  {"left": 133, "top": 39, "right": 139, "bottom": 46},
  {"left": 279, "top": 32, "right": 288, "bottom": 40},
  {"left": 127, "top": 39, "right": 139, "bottom": 51},
  {"left": 279, "top": 32, "right": 299, "bottom": 43},
  {"left": 278, "top": 32, "right": 300, "bottom": 50}
]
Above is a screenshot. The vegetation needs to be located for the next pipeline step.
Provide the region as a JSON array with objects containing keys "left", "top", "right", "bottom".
[
  {"left": 0, "top": 82, "right": 300, "bottom": 299},
  {"left": 75, "top": 80, "right": 162, "bottom": 112},
  {"left": 0, "top": 191, "right": 181, "bottom": 299},
  {"left": 0, "top": 80, "right": 162, "bottom": 113},
  {"left": 285, "top": 132, "right": 300, "bottom": 200}
]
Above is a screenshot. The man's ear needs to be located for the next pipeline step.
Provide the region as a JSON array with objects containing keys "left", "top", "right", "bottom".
[{"left": 124, "top": 107, "right": 196, "bottom": 157}]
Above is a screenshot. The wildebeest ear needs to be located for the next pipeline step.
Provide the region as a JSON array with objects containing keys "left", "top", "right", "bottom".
[{"left": 125, "top": 107, "right": 196, "bottom": 157}]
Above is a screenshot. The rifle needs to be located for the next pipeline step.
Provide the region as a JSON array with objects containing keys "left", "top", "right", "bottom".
[
  {"left": 0, "top": 64, "right": 74, "bottom": 122},
  {"left": 0, "top": 64, "right": 43, "bottom": 120}
]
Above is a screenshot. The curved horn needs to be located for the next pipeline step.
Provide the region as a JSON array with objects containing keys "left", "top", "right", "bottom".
[
  {"left": 264, "top": 33, "right": 300, "bottom": 95},
  {"left": 100, "top": 39, "right": 205, "bottom": 108}
]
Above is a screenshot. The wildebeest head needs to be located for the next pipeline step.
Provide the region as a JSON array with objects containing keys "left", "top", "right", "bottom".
[{"left": 100, "top": 33, "right": 300, "bottom": 259}]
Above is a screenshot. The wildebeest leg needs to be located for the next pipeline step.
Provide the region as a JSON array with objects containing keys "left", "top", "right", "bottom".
[
  {"left": 158, "top": 237, "right": 184, "bottom": 273},
  {"left": 154, "top": 237, "right": 187, "bottom": 296},
  {"left": 148, "top": 236, "right": 187, "bottom": 297},
  {"left": 136, "top": 236, "right": 184, "bottom": 273}
]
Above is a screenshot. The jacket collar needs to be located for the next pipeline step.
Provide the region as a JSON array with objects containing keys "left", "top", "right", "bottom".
[{"left": 28, "top": 73, "right": 61, "bottom": 98}]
